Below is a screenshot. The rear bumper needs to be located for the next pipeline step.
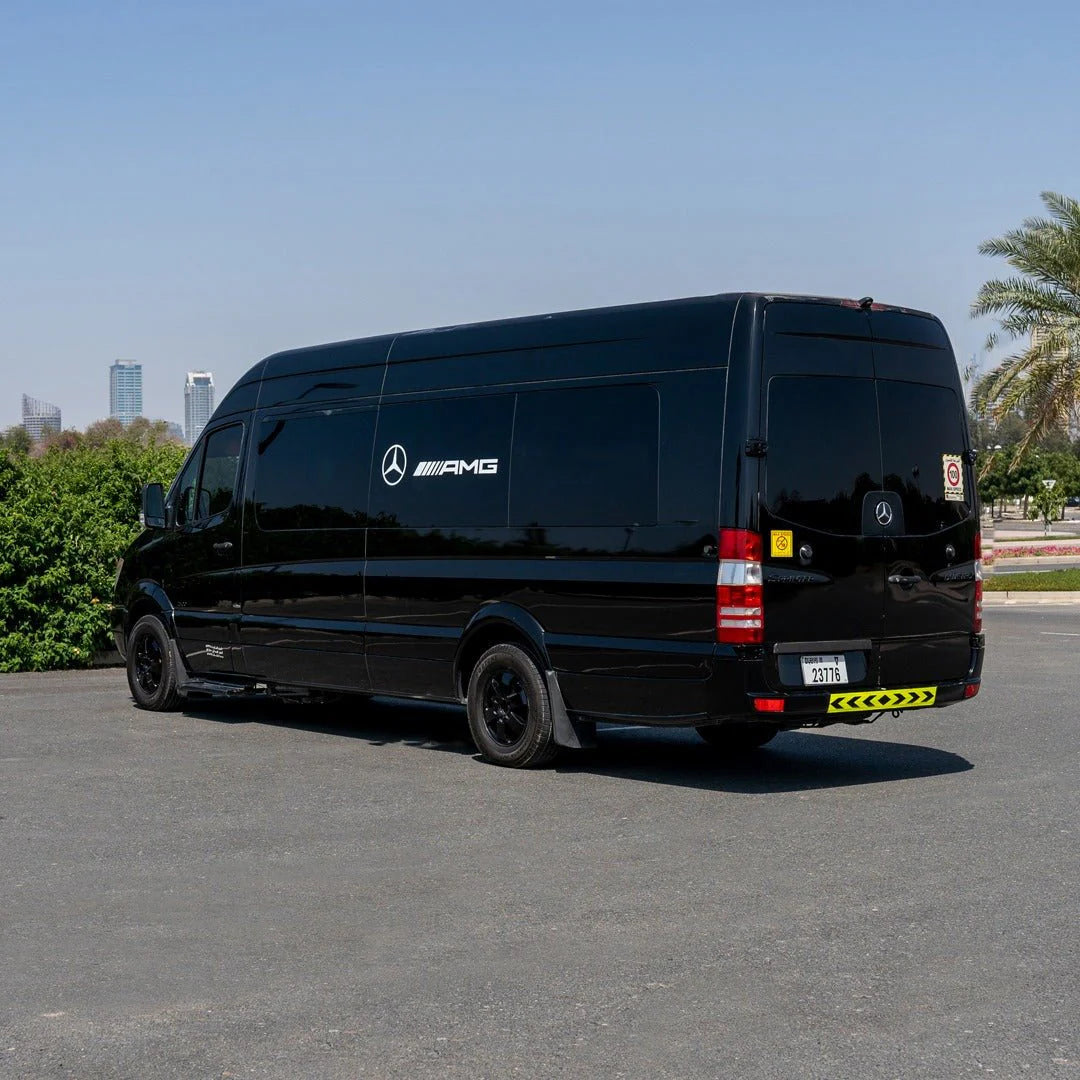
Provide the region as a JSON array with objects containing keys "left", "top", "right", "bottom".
[
  {"left": 739, "top": 672, "right": 981, "bottom": 726},
  {"left": 558, "top": 634, "right": 985, "bottom": 727},
  {"left": 725, "top": 632, "right": 985, "bottom": 725}
]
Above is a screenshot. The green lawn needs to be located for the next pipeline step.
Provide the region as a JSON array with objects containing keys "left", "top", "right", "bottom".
[{"left": 985, "top": 568, "right": 1080, "bottom": 591}]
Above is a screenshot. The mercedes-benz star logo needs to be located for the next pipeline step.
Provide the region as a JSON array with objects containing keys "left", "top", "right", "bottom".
[
  {"left": 381, "top": 444, "right": 407, "bottom": 486},
  {"left": 875, "top": 500, "right": 894, "bottom": 527}
]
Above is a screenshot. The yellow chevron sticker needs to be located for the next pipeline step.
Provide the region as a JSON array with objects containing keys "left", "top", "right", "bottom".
[{"left": 827, "top": 686, "right": 937, "bottom": 713}]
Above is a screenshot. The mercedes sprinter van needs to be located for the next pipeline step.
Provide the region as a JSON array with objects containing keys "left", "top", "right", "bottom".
[{"left": 113, "top": 293, "right": 984, "bottom": 766}]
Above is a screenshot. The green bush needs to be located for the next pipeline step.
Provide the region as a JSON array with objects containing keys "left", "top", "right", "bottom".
[{"left": 0, "top": 437, "right": 186, "bottom": 671}]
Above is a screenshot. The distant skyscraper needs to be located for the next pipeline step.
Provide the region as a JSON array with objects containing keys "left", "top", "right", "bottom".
[
  {"left": 165, "top": 421, "right": 185, "bottom": 443},
  {"left": 21, "top": 394, "right": 62, "bottom": 442},
  {"left": 109, "top": 360, "right": 143, "bottom": 426},
  {"left": 184, "top": 371, "right": 215, "bottom": 445}
]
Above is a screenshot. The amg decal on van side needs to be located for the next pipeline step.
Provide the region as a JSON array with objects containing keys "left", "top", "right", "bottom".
[{"left": 413, "top": 458, "right": 499, "bottom": 477}]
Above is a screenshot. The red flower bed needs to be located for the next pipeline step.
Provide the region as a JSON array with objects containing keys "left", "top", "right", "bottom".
[{"left": 994, "top": 544, "right": 1080, "bottom": 559}]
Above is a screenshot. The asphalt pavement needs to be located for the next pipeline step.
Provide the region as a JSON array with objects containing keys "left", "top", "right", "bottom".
[{"left": 2, "top": 606, "right": 1077, "bottom": 1079}]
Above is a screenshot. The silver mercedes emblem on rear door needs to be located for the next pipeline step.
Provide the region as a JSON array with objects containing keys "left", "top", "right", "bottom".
[
  {"left": 875, "top": 500, "right": 894, "bottom": 526},
  {"left": 381, "top": 444, "right": 407, "bottom": 486}
]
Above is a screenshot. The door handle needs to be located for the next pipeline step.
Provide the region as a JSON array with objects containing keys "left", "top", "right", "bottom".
[
  {"left": 213, "top": 541, "right": 234, "bottom": 554},
  {"left": 888, "top": 573, "right": 920, "bottom": 589}
]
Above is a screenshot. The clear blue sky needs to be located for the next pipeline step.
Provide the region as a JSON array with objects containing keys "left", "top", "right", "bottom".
[{"left": 2, "top": 0, "right": 1078, "bottom": 431}]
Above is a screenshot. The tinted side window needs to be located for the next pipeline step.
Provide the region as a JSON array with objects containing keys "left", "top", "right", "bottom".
[
  {"left": 766, "top": 376, "right": 880, "bottom": 535},
  {"left": 879, "top": 380, "right": 970, "bottom": 533},
  {"left": 511, "top": 385, "right": 659, "bottom": 527},
  {"left": 172, "top": 448, "right": 203, "bottom": 527},
  {"left": 370, "top": 396, "right": 513, "bottom": 528},
  {"left": 199, "top": 425, "right": 244, "bottom": 519},
  {"left": 254, "top": 410, "right": 375, "bottom": 530}
]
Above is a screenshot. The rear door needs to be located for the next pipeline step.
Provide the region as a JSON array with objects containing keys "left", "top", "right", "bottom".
[
  {"left": 759, "top": 303, "right": 885, "bottom": 686},
  {"left": 871, "top": 313, "right": 978, "bottom": 685}
]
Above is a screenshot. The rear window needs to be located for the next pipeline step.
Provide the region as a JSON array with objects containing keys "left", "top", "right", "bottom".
[
  {"left": 766, "top": 375, "right": 880, "bottom": 536},
  {"left": 878, "top": 380, "right": 970, "bottom": 533},
  {"left": 767, "top": 375, "right": 970, "bottom": 537}
]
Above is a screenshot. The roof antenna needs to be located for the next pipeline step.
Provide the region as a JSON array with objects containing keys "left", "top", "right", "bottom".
[{"left": 858, "top": 296, "right": 874, "bottom": 310}]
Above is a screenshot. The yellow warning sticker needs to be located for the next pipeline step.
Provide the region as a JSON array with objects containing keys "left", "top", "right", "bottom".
[
  {"left": 771, "top": 530, "right": 794, "bottom": 558},
  {"left": 827, "top": 687, "right": 937, "bottom": 713}
]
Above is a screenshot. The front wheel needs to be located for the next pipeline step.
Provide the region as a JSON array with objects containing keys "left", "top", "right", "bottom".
[
  {"left": 696, "top": 722, "right": 780, "bottom": 751},
  {"left": 126, "top": 614, "right": 181, "bottom": 711},
  {"left": 466, "top": 644, "right": 558, "bottom": 768}
]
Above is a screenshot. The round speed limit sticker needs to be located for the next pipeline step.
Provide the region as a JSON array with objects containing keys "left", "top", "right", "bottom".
[{"left": 943, "top": 454, "right": 964, "bottom": 501}]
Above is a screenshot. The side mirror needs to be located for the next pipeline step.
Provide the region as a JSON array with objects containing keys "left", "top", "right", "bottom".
[{"left": 142, "top": 483, "right": 166, "bottom": 529}]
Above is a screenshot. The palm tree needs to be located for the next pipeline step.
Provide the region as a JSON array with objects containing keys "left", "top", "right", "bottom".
[{"left": 971, "top": 191, "right": 1080, "bottom": 465}]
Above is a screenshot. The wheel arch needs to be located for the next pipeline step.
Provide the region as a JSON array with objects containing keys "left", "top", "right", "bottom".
[
  {"left": 125, "top": 581, "right": 176, "bottom": 640},
  {"left": 453, "top": 603, "right": 552, "bottom": 701}
]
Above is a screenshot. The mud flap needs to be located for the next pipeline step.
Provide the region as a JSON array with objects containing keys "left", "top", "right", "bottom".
[
  {"left": 545, "top": 670, "right": 596, "bottom": 750},
  {"left": 168, "top": 635, "right": 193, "bottom": 690}
]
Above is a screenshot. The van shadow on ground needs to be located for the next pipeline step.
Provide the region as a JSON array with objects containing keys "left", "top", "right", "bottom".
[{"left": 182, "top": 695, "right": 972, "bottom": 795}]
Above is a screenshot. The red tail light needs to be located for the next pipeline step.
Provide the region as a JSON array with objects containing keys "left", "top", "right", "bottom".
[
  {"left": 974, "top": 532, "right": 983, "bottom": 633},
  {"left": 716, "top": 528, "right": 764, "bottom": 644},
  {"left": 753, "top": 696, "right": 785, "bottom": 713}
]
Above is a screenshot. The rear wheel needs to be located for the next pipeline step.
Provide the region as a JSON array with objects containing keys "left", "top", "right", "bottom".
[
  {"left": 696, "top": 722, "right": 780, "bottom": 751},
  {"left": 127, "top": 614, "right": 181, "bottom": 711},
  {"left": 466, "top": 644, "right": 558, "bottom": 768}
]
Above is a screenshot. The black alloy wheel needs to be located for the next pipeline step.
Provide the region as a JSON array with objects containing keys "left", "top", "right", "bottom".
[
  {"left": 126, "top": 614, "right": 181, "bottom": 711},
  {"left": 481, "top": 667, "right": 530, "bottom": 747},
  {"left": 466, "top": 643, "right": 558, "bottom": 768},
  {"left": 134, "top": 631, "right": 163, "bottom": 695}
]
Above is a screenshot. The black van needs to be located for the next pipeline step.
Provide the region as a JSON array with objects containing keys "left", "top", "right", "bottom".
[{"left": 113, "top": 293, "right": 984, "bottom": 767}]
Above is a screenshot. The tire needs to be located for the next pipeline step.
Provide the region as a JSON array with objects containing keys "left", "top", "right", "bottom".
[
  {"left": 466, "top": 643, "right": 558, "bottom": 768},
  {"left": 126, "top": 614, "right": 182, "bottom": 711},
  {"left": 696, "top": 722, "right": 780, "bottom": 751}
]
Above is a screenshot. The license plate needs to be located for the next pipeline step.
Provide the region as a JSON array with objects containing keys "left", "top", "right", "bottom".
[{"left": 800, "top": 654, "right": 849, "bottom": 687}]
